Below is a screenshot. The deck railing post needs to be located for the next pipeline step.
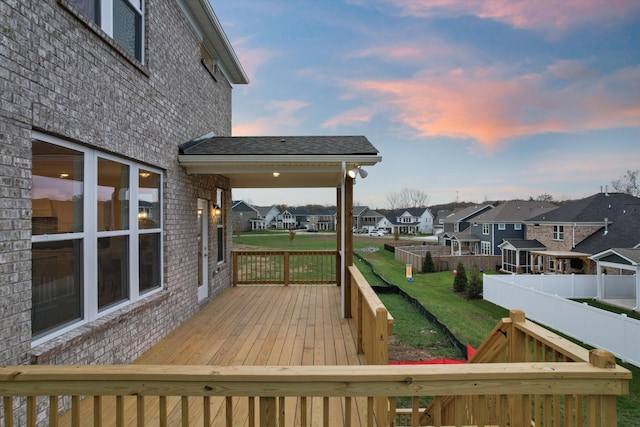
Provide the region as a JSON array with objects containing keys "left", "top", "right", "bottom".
[
  {"left": 232, "top": 251, "right": 238, "bottom": 286},
  {"left": 587, "top": 349, "right": 619, "bottom": 427},
  {"left": 508, "top": 310, "right": 529, "bottom": 425}
]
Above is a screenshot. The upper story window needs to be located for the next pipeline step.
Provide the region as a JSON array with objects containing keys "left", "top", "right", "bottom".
[
  {"left": 498, "top": 223, "right": 506, "bottom": 230},
  {"left": 454, "top": 223, "right": 459, "bottom": 232},
  {"left": 553, "top": 225, "right": 564, "bottom": 241},
  {"left": 69, "top": 0, "right": 144, "bottom": 62},
  {"left": 514, "top": 223, "right": 522, "bottom": 230},
  {"left": 482, "top": 224, "right": 490, "bottom": 235}
]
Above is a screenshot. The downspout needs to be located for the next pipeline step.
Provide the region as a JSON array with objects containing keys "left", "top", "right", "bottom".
[{"left": 340, "top": 161, "right": 346, "bottom": 318}]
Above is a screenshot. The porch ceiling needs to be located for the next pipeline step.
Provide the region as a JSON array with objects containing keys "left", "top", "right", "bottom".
[{"left": 178, "top": 135, "right": 382, "bottom": 188}]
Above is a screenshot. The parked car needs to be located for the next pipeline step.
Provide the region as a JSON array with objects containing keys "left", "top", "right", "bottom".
[{"left": 368, "top": 229, "right": 385, "bottom": 237}]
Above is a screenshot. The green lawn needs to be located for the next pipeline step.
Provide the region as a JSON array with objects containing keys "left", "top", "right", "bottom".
[{"left": 232, "top": 233, "right": 637, "bottom": 425}]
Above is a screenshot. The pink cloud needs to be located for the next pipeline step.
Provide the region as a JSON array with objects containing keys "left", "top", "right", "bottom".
[
  {"left": 230, "top": 37, "right": 280, "bottom": 83},
  {"left": 329, "top": 64, "right": 640, "bottom": 149},
  {"left": 384, "top": 0, "right": 639, "bottom": 33},
  {"left": 233, "top": 100, "right": 308, "bottom": 136}
]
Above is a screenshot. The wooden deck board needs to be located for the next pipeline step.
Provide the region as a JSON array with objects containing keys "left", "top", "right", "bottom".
[{"left": 59, "top": 285, "right": 369, "bottom": 426}]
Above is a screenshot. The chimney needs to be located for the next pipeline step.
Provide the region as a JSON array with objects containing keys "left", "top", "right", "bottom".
[{"left": 604, "top": 218, "right": 608, "bottom": 235}]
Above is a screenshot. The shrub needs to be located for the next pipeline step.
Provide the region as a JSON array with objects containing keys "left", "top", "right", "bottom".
[
  {"left": 453, "top": 262, "right": 467, "bottom": 292},
  {"left": 422, "top": 251, "right": 435, "bottom": 273},
  {"left": 466, "top": 265, "right": 483, "bottom": 299}
]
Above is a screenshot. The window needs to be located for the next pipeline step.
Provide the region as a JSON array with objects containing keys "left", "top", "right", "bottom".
[
  {"left": 454, "top": 223, "right": 459, "bottom": 232},
  {"left": 31, "top": 133, "right": 162, "bottom": 343},
  {"left": 514, "top": 223, "right": 522, "bottom": 230},
  {"left": 553, "top": 225, "right": 564, "bottom": 241},
  {"left": 498, "top": 223, "right": 506, "bottom": 230},
  {"left": 481, "top": 241, "right": 491, "bottom": 255},
  {"left": 482, "top": 224, "right": 490, "bottom": 235},
  {"left": 69, "top": 0, "right": 144, "bottom": 62}
]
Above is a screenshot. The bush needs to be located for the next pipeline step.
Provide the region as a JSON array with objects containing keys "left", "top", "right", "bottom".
[
  {"left": 466, "top": 265, "right": 483, "bottom": 299},
  {"left": 422, "top": 251, "right": 435, "bottom": 273},
  {"left": 453, "top": 262, "right": 467, "bottom": 292}
]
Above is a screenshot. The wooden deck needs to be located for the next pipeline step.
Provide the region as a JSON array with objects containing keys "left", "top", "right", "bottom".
[
  {"left": 58, "top": 285, "right": 372, "bottom": 426},
  {"left": 135, "top": 285, "right": 364, "bottom": 367}
]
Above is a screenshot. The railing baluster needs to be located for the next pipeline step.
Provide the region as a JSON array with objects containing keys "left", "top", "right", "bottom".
[
  {"left": 181, "top": 396, "right": 189, "bottom": 426},
  {"left": 159, "top": 396, "right": 167, "bottom": 427},
  {"left": 71, "top": 395, "right": 80, "bottom": 427},
  {"left": 323, "top": 396, "right": 329, "bottom": 427},
  {"left": 345, "top": 396, "right": 352, "bottom": 427},
  {"left": 300, "top": 396, "right": 307, "bottom": 425},
  {"left": 49, "top": 395, "right": 58, "bottom": 427},
  {"left": 366, "top": 396, "right": 373, "bottom": 427},
  {"left": 278, "top": 396, "right": 285, "bottom": 427},
  {"left": 411, "top": 397, "right": 419, "bottom": 427},
  {"left": 26, "top": 396, "right": 35, "bottom": 427},
  {"left": 249, "top": 396, "right": 255, "bottom": 427},
  {"left": 203, "top": 396, "right": 210, "bottom": 427},
  {"left": 226, "top": 396, "right": 232, "bottom": 427},
  {"left": 137, "top": 396, "right": 145, "bottom": 427},
  {"left": 116, "top": 396, "right": 124, "bottom": 427},
  {"left": 93, "top": 396, "right": 102, "bottom": 427}
]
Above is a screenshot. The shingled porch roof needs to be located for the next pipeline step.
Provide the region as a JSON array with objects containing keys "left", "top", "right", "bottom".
[{"left": 178, "top": 134, "right": 381, "bottom": 188}]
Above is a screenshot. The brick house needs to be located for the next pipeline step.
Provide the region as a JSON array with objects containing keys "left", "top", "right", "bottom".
[{"left": 1, "top": 0, "right": 248, "bottom": 367}]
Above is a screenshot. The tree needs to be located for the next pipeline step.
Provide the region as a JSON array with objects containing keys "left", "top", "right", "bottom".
[
  {"left": 386, "top": 188, "right": 430, "bottom": 210},
  {"left": 453, "top": 262, "right": 467, "bottom": 293},
  {"left": 531, "top": 193, "right": 554, "bottom": 202},
  {"left": 611, "top": 169, "right": 640, "bottom": 197},
  {"left": 422, "top": 251, "right": 435, "bottom": 273},
  {"left": 466, "top": 265, "right": 483, "bottom": 299}
]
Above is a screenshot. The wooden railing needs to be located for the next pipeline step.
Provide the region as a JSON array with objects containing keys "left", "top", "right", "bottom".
[
  {"left": 0, "top": 356, "right": 630, "bottom": 427},
  {"left": 397, "top": 310, "right": 632, "bottom": 426},
  {"left": 232, "top": 250, "right": 337, "bottom": 285}
]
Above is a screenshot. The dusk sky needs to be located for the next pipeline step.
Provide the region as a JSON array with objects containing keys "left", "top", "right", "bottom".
[{"left": 212, "top": 0, "right": 640, "bottom": 209}]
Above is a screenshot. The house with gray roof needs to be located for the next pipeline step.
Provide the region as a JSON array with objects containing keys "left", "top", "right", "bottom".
[
  {"left": 250, "top": 205, "right": 281, "bottom": 230},
  {"left": 384, "top": 208, "right": 434, "bottom": 235},
  {"left": 232, "top": 200, "right": 260, "bottom": 232},
  {"left": 524, "top": 192, "right": 640, "bottom": 274},
  {"left": 440, "top": 205, "right": 493, "bottom": 254},
  {"left": 469, "top": 200, "right": 557, "bottom": 256}
]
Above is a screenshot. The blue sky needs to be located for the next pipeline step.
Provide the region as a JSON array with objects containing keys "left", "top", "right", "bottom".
[{"left": 212, "top": 0, "right": 640, "bottom": 208}]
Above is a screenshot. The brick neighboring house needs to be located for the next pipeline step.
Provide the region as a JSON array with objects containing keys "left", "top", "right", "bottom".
[
  {"left": 1, "top": 0, "right": 248, "bottom": 367},
  {"left": 522, "top": 192, "right": 640, "bottom": 274},
  {"left": 232, "top": 200, "right": 259, "bottom": 232},
  {"left": 469, "top": 200, "right": 557, "bottom": 256}
]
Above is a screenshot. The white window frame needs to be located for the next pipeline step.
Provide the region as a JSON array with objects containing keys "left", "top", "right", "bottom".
[
  {"left": 482, "top": 224, "right": 490, "bottom": 235},
  {"left": 454, "top": 223, "right": 459, "bottom": 232},
  {"left": 553, "top": 225, "right": 564, "bottom": 241},
  {"left": 514, "top": 223, "right": 522, "bottom": 230},
  {"left": 31, "top": 132, "right": 162, "bottom": 346},
  {"left": 498, "top": 223, "right": 506, "bottom": 230},
  {"left": 481, "top": 241, "right": 491, "bottom": 255}
]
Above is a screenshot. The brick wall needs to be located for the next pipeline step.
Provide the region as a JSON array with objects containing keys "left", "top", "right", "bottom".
[
  {"left": 1, "top": 0, "right": 235, "bottom": 373},
  {"left": 525, "top": 225, "right": 602, "bottom": 251}
]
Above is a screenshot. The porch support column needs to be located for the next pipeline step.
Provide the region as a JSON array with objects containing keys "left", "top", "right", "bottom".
[
  {"left": 344, "top": 174, "right": 354, "bottom": 318},
  {"left": 635, "top": 268, "right": 639, "bottom": 310},
  {"left": 596, "top": 262, "right": 603, "bottom": 301}
]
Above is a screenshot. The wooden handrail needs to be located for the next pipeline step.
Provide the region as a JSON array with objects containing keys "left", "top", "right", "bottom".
[{"left": 0, "top": 361, "right": 630, "bottom": 426}]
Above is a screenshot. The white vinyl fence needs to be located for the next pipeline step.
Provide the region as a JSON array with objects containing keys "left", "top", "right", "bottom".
[{"left": 484, "top": 274, "right": 640, "bottom": 368}]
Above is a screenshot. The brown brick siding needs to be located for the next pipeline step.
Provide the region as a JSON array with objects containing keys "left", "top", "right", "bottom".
[{"left": 1, "top": 0, "right": 234, "bottom": 374}]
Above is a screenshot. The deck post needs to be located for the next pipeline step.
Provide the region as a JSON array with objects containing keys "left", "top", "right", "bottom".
[
  {"left": 508, "top": 310, "right": 530, "bottom": 426},
  {"left": 232, "top": 251, "right": 238, "bottom": 286},
  {"left": 586, "top": 351, "right": 618, "bottom": 427},
  {"left": 344, "top": 175, "right": 354, "bottom": 318}
]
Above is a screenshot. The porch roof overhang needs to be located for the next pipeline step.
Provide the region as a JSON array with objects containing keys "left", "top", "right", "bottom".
[
  {"left": 530, "top": 250, "right": 591, "bottom": 258},
  {"left": 178, "top": 135, "right": 382, "bottom": 188}
]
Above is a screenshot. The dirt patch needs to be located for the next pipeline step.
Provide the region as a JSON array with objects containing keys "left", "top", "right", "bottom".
[{"left": 388, "top": 335, "right": 437, "bottom": 362}]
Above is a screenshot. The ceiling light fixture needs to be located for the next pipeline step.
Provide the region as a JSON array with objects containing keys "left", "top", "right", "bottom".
[{"left": 272, "top": 172, "right": 280, "bottom": 177}]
